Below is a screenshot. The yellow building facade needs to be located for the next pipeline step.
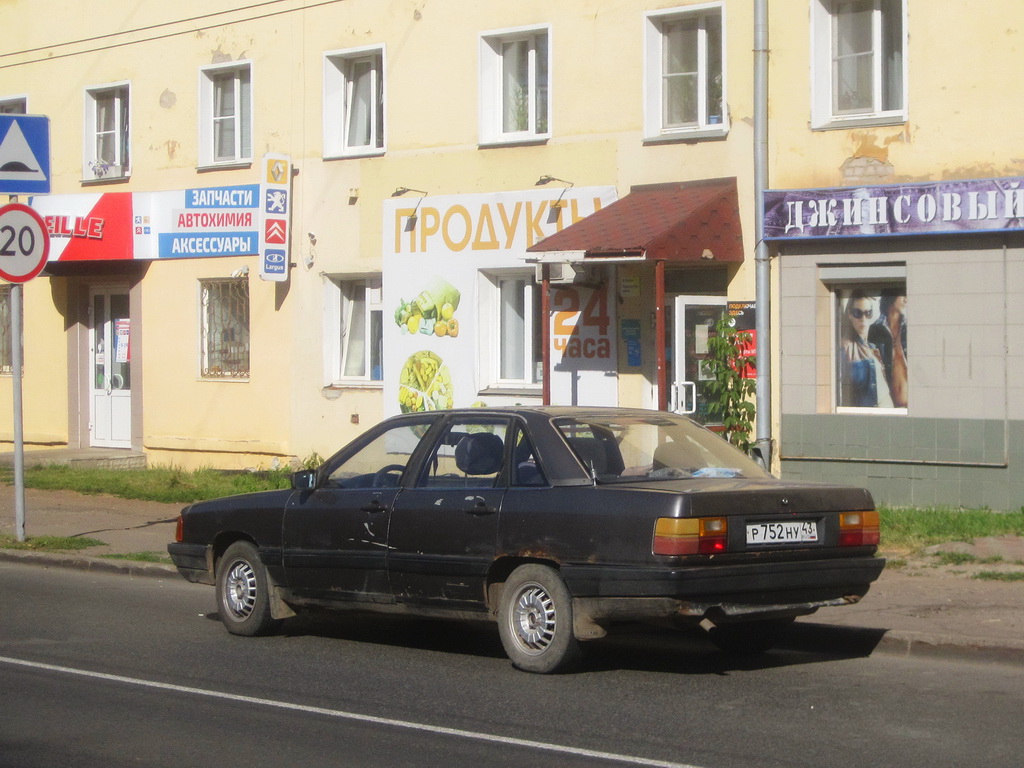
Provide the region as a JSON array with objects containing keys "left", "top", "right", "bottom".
[{"left": 4, "top": 1, "right": 1023, "bottom": 508}]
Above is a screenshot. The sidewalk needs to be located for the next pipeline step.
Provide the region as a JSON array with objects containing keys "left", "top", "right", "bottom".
[{"left": 2, "top": 484, "right": 1023, "bottom": 665}]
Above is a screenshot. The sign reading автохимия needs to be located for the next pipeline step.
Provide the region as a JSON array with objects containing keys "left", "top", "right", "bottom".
[
  {"left": 154, "top": 184, "right": 260, "bottom": 258},
  {"left": 765, "top": 176, "right": 1024, "bottom": 240}
]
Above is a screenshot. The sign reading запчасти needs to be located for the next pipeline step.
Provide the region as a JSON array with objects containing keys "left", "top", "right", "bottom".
[
  {"left": 764, "top": 176, "right": 1024, "bottom": 240},
  {"left": 155, "top": 184, "right": 260, "bottom": 258}
]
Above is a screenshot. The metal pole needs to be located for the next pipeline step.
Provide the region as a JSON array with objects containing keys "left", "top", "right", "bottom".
[
  {"left": 753, "top": 0, "right": 773, "bottom": 469},
  {"left": 12, "top": 281, "right": 25, "bottom": 541}
]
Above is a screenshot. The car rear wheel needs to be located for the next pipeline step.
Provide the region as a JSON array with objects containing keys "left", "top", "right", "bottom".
[
  {"left": 708, "top": 617, "right": 794, "bottom": 655},
  {"left": 498, "top": 564, "right": 581, "bottom": 674},
  {"left": 216, "top": 541, "right": 281, "bottom": 637}
]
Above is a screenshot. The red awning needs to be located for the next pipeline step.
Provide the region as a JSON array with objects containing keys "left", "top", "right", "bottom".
[{"left": 527, "top": 177, "right": 744, "bottom": 262}]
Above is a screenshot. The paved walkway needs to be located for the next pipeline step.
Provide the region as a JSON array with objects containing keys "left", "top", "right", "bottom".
[{"left": 2, "top": 485, "right": 1023, "bottom": 665}]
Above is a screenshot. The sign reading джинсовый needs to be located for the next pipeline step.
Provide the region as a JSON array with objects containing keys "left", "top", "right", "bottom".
[{"left": 764, "top": 177, "right": 1024, "bottom": 240}]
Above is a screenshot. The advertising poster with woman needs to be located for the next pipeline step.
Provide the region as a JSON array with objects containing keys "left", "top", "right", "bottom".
[{"left": 836, "top": 284, "right": 908, "bottom": 409}]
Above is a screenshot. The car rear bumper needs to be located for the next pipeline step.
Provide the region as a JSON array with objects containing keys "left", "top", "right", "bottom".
[
  {"left": 167, "top": 542, "right": 214, "bottom": 585},
  {"left": 562, "top": 555, "right": 886, "bottom": 604}
]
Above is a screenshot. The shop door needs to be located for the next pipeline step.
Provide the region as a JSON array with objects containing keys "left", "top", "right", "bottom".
[
  {"left": 90, "top": 287, "right": 131, "bottom": 448},
  {"left": 670, "top": 296, "right": 726, "bottom": 426}
]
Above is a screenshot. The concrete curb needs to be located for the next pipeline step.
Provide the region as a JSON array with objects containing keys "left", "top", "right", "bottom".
[{"left": 0, "top": 549, "right": 178, "bottom": 579}]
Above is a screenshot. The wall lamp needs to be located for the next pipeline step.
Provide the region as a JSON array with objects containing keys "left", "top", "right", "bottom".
[
  {"left": 392, "top": 187, "right": 428, "bottom": 229},
  {"left": 536, "top": 175, "right": 575, "bottom": 221}
]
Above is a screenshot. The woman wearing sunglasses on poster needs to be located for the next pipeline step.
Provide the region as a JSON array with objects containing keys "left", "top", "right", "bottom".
[{"left": 840, "top": 290, "right": 893, "bottom": 408}]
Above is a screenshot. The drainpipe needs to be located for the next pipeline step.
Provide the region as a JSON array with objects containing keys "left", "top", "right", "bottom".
[{"left": 753, "top": 0, "right": 772, "bottom": 469}]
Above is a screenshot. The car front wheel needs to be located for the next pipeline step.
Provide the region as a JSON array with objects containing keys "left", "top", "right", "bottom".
[
  {"left": 216, "top": 541, "right": 281, "bottom": 637},
  {"left": 498, "top": 564, "right": 581, "bottom": 674}
]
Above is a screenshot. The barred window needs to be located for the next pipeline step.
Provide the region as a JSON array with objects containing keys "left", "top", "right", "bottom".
[
  {"left": 200, "top": 278, "right": 250, "bottom": 379},
  {"left": 0, "top": 285, "right": 12, "bottom": 375}
]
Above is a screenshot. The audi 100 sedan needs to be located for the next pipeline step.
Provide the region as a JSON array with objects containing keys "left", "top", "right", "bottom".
[{"left": 168, "top": 407, "right": 884, "bottom": 673}]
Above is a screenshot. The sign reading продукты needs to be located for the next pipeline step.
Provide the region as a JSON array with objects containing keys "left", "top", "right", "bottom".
[{"left": 0, "top": 115, "right": 51, "bottom": 195}]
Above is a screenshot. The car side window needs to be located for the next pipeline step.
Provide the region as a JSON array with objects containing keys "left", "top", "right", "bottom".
[
  {"left": 419, "top": 418, "right": 510, "bottom": 489},
  {"left": 511, "top": 427, "right": 546, "bottom": 487},
  {"left": 325, "top": 419, "right": 434, "bottom": 489}
]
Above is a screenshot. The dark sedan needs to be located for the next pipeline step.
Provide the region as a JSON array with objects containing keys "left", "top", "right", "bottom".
[{"left": 168, "top": 407, "right": 884, "bottom": 673}]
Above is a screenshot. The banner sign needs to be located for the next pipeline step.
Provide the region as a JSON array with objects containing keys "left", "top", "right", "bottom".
[
  {"left": 765, "top": 176, "right": 1024, "bottom": 240},
  {"left": 30, "top": 185, "right": 263, "bottom": 261},
  {"left": 383, "top": 186, "right": 617, "bottom": 417}
]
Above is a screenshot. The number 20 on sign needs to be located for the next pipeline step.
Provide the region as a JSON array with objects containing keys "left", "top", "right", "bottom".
[{"left": 0, "top": 203, "right": 50, "bottom": 284}]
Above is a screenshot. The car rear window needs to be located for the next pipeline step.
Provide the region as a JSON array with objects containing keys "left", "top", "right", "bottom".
[{"left": 554, "top": 414, "right": 769, "bottom": 482}]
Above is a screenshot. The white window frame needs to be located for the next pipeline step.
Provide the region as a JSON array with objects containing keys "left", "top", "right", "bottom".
[
  {"left": 198, "top": 61, "right": 253, "bottom": 167},
  {"left": 323, "top": 275, "right": 384, "bottom": 386},
  {"left": 83, "top": 82, "right": 130, "bottom": 180},
  {"left": 0, "top": 96, "right": 27, "bottom": 114},
  {"left": 479, "top": 25, "right": 551, "bottom": 146},
  {"left": 479, "top": 270, "right": 542, "bottom": 390},
  {"left": 323, "top": 45, "right": 386, "bottom": 159},
  {"left": 199, "top": 278, "right": 250, "bottom": 380},
  {"left": 644, "top": 3, "right": 728, "bottom": 141},
  {"left": 811, "top": 0, "right": 907, "bottom": 129}
]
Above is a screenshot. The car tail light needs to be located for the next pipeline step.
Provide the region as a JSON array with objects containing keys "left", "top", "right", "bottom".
[
  {"left": 654, "top": 517, "right": 728, "bottom": 555},
  {"left": 839, "top": 510, "right": 880, "bottom": 547},
  {"left": 175, "top": 514, "right": 184, "bottom": 543}
]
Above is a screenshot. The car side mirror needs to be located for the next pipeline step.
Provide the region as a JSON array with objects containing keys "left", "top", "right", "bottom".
[{"left": 291, "top": 469, "right": 317, "bottom": 491}]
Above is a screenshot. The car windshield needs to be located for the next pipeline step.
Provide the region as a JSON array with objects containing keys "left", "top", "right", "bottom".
[{"left": 554, "top": 413, "right": 770, "bottom": 483}]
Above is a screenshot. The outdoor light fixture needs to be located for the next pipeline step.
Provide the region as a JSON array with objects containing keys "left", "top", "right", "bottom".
[
  {"left": 536, "top": 175, "right": 575, "bottom": 220},
  {"left": 392, "top": 187, "right": 428, "bottom": 230}
]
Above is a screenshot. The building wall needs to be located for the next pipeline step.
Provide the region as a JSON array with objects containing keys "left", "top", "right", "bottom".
[
  {"left": 767, "top": 1, "right": 1024, "bottom": 508},
  {"left": 1, "top": 0, "right": 764, "bottom": 469}
]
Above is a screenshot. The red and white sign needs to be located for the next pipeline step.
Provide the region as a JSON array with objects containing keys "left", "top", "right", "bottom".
[{"left": 0, "top": 202, "right": 50, "bottom": 283}]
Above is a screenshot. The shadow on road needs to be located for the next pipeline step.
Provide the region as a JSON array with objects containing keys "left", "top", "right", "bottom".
[{"left": 204, "top": 609, "right": 887, "bottom": 675}]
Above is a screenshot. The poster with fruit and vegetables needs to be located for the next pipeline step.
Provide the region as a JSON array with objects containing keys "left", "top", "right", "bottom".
[{"left": 383, "top": 186, "right": 618, "bottom": 417}]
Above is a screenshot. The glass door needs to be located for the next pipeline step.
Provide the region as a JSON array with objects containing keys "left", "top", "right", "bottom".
[
  {"left": 90, "top": 287, "right": 131, "bottom": 448},
  {"left": 670, "top": 296, "right": 726, "bottom": 425}
]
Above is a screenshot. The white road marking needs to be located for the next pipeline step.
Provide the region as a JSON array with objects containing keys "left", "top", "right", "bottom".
[{"left": 0, "top": 654, "right": 705, "bottom": 768}]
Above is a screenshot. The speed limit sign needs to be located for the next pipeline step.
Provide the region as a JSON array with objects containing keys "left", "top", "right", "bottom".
[{"left": 0, "top": 202, "right": 50, "bottom": 283}]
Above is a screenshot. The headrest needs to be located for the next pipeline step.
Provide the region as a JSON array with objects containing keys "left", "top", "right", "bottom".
[{"left": 454, "top": 432, "right": 504, "bottom": 475}]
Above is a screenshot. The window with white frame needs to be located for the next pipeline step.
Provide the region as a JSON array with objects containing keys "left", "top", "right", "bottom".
[
  {"left": 84, "top": 84, "right": 130, "bottom": 179},
  {"left": 324, "top": 276, "right": 383, "bottom": 384},
  {"left": 200, "top": 278, "right": 250, "bottom": 379},
  {"left": 0, "top": 285, "right": 12, "bottom": 375},
  {"left": 482, "top": 272, "right": 542, "bottom": 388},
  {"left": 324, "top": 47, "right": 385, "bottom": 157},
  {"left": 479, "top": 26, "right": 550, "bottom": 144},
  {"left": 199, "top": 62, "right": 252, "bottom": 166},
  {"left": 644, "top": 4, "right": 726, "bottom": 139},
  {"left": 0, "top": 97, "right": 26, "bottom": 114},
  {"left": 812, "top": 0, "right": 905, "bottom": 128}
]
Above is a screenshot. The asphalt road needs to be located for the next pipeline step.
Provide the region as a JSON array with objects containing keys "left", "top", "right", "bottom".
[{"left": 1, "top": 562, "right": 1022, "bottom": 768}]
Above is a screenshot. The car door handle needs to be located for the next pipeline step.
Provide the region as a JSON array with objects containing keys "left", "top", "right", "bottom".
[
  {"left": 465, "top": 500, "right": 496, "bottom": 516},
  {"left": 361, "top": 498, "right": 386, "bottom": 513}
]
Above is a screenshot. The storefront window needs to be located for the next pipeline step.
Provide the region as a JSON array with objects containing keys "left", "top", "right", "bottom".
[{"left": 835, "top": 283, "right": 907, "bottom": 409}]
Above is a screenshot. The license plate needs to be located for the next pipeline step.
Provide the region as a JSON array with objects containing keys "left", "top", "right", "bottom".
[{"left": 746, "top": 521, "right": 818, "bottom": 545}]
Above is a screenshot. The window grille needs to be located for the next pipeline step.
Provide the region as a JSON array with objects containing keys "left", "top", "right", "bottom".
[{"left": 201, "top": 279, "right": 250, "bottom": 378}]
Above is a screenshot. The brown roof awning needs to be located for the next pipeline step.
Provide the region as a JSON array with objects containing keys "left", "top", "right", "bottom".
[{"left": 528, "top": 177, "right": 744, "bottom": 262}]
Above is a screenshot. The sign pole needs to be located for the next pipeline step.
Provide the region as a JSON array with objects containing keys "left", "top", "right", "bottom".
[{"left": 11, "top": 280, "right": 25, "bottom": 541}]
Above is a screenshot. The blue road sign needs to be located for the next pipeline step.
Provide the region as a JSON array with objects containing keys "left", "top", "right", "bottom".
[{"left": 0, "top": 115, "right": 51, "bottom": 195}]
